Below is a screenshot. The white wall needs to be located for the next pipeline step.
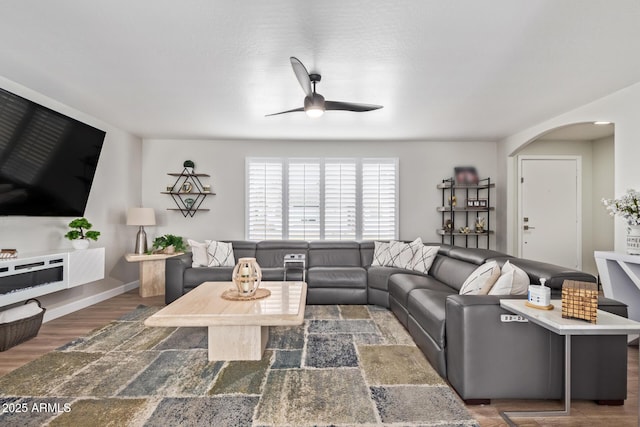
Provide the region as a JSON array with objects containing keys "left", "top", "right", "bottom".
[
  {"left": 592, "top": 136, "right": 615, "bottom": 254},
  {"left": 498, "top": 82, "right": 640, "bottom": 255},
  {"left": 141, "top": 139, "right": 498, "bottom": 247},
  {"left": 0, "top": 76, "right": 142, "bottom": 316}
]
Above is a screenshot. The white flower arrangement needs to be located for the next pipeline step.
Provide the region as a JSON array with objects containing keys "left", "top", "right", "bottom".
[{"left": 602, "top": 189, "right": 640, "bottom": 226}]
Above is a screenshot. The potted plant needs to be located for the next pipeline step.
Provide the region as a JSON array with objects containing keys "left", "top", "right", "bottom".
[
  {"left": 65, "top": 218, "right": 101, "bottom": 250},
  {"left": 151, "top": 234, "right": 186, "bottom": 254}
]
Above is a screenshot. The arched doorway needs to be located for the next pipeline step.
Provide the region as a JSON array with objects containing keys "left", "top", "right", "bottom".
[{"left": 511, "top": 122, "right": 614, "bottom": 276}]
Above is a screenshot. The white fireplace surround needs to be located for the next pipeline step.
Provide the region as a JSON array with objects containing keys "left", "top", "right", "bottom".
[{"left": 0, "top": 248, "right": 105, "bottom": 308}]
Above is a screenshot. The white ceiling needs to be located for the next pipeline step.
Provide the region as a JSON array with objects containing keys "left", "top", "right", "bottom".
[{"left": 0, "top": 0, "right": 639, "bottom": 141}]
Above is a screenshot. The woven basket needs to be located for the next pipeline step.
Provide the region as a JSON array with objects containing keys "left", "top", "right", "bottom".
[
  {"left": 561, "top": 280, "right": 598, "bottom": 323},
  {"left": 0, "top": 299, "right": 45, "bottom": 352}
]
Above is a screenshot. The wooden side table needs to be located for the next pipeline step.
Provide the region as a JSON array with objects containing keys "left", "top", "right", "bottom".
[
  {"left": 125, "top": 253, "right": 183, "bottom": 297},
  {"left": 500, "top": 299, "right": 640, "bottom": 426}
]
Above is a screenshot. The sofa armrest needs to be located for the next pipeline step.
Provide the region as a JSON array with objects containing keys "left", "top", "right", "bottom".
[
  {"left": 445, "top": 294, "right": 563, "bottom": 400},
  {"left": 165, "top": 253, "right": 193, "bottom": 304}
]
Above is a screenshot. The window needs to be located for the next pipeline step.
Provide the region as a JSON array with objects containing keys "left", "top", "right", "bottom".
[{"left": 246, "top": 158, "right": 398, "bottom": 240}]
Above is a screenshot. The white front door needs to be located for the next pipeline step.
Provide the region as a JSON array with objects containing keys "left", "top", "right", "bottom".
[{"left": 518, "top": 156, "right": 581, "bottom": 269}]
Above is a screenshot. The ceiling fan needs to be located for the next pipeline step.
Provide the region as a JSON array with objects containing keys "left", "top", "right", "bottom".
[{"left": 266, "top": 57, "right": 383, "bottom": 118}]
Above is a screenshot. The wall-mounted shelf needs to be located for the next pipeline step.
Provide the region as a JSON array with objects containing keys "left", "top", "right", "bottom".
[
  {"left": 437, "top": 177, "right": 495, "bottom": 249},
  {"left": 163, "top": 168, "right": 214, "bottom": 217}
]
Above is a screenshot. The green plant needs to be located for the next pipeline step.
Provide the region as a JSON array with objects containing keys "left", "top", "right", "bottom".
[
  {"left": 64, "top": 218, "right": 101, "bottom": 241},
  {"left": 152, "top": 234, "right": 186, "bottom": 252}
]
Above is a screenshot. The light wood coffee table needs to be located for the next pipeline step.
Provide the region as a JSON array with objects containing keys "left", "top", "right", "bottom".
[{"left": 144, "top": 281, "right": 307, "bottom": 361}]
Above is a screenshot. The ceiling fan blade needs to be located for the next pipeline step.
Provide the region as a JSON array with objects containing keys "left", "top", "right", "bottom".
[
  {"left": 325, "top": 101, "right": 383, "bottom": 112},
  {"left": 290, "top": 57, "right": 312, "bottom": 96},
  {"left": 265, "top": 106, "right": 305, "bottom": 117}
]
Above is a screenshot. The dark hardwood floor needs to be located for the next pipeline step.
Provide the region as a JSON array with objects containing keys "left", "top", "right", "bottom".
[{"left": 0, "top": 290, "right": 637, "bottom": 426}]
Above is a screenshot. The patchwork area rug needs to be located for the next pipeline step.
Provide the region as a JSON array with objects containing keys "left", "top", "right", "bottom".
[{"left": 0, "top": 304, "right": 478, "bottom": 426}]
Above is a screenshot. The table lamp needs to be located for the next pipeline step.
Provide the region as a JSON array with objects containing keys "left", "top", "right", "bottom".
[{"left": 127, "top": 207, "right": 156, "bottom": 254}]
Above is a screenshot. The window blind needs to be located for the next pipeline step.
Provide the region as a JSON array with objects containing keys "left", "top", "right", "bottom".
[
  {"left": 246, "top": 157, "right": 397, "bottom": 240},
  {"left": 246, "top": 159, "right": 283, "bottom": 240},
  {"left": 288, "top": 161, "right": 321, "bottom": 240}
]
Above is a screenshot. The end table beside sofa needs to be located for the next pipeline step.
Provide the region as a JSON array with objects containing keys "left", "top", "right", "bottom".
[{"left": 165, "top": 240, "right": 630, "bottom": 405}]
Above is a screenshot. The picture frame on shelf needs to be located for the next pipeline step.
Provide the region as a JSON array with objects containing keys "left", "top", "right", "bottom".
[
  {"left": 466, "top": 198, "right": 477, "bottom": 207},
  {"left": 454, "top": 166, "right": 479, "bottom": 185},
  {"left": 478, "top": 199, "right": 488, "bottom": 208}
]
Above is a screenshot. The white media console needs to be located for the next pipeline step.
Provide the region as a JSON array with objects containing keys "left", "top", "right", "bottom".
[{"left": 0, "top": 248, "right": 105, "bottom": 307}]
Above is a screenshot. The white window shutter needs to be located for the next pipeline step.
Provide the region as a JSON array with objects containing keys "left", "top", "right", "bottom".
[
  {"left": 288, "top": 161, "right": 320, "bottom": 240},
  {"left": 325, "top": 162, "right": 357, "bottom": 240},
  {"left": 247, "top": 159, "right": 283, "bottom": 240},
  {"left": 247, "top": 158, "right": 397, "bottom": 241},
  {"left": 362, "top": 160, "right": 398, "bottom": 240}
]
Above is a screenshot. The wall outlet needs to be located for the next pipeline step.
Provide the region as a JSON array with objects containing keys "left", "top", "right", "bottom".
[{"left": 500, "top": 314, "right": 529, "bottom": 323}]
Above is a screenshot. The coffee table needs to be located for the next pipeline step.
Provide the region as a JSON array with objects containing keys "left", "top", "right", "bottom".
[{"left": 144, "top": 281, "right": 307, "bottom": 361}]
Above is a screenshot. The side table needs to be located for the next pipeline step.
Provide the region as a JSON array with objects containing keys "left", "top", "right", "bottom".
[
  {"left": 284, "top": 254, "right": 305, "bottom": 282},
  {"left": 125, "top": 252, "right": 183, "bottom": 297},
  {"left": 500, "top": 299, "right": 640, "bottom": 426}
]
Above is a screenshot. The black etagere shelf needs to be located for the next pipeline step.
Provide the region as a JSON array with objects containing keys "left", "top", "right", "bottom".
[
  {"left": 437, "top": 177, "right": 495, "bottom": 249},
  {"left": 162, "top": 167, "right": 215, "bottom": 217}
]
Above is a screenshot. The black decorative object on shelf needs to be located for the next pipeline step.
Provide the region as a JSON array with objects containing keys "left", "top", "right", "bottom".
[
  {"left": 162, "top": 167, "right": 215, "bottom": 217},
  {"left": 437, "top": 176, "right": 494, "bottom": 249}
]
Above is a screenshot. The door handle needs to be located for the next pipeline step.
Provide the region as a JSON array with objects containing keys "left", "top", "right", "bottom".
[{"left": 523, "top": 225, "right": 536, "bottom": 230}]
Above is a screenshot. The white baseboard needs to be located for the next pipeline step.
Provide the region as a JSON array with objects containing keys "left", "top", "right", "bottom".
[{"left": 43, "top": 281, "right": 140, "bottom": 323}]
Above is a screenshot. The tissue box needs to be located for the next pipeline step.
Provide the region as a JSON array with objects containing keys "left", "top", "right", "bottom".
[{"left": 561, "top": 280, "right": 598, "bottom": 323}]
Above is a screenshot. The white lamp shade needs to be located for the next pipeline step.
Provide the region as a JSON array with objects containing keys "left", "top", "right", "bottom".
[{"left": 126, "top": 208, "right": 156, "bottom": 226}]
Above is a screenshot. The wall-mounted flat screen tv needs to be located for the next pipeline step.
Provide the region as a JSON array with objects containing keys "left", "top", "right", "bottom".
[{"left": 0, "top": 87, "right": 106, "bottom": 216}]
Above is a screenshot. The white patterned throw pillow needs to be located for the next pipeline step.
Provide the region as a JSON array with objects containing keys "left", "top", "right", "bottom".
[
  {"left": 389, "top": 238, "right": 423, "bottom": 269},
  {"left": 459, "top": 261, "right": 501, "bottom": 295},
  {"left": 489, "top": 260, "right": 529, "bottom": 295},
  {"left": 371, "top": 241, "right": 392, "bottom": 266},
  {"left": 205, "top": 240, "right": 235, "bottom": 267},
  {"left": 411, "top": 245, "right": 440, "bottom": 274},
  {"left": 188, "top": 239, "right": 209, "bottom": 267}
]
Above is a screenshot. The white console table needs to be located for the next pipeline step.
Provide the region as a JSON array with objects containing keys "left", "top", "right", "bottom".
[
  {"left": 595, "top": 251, "right": 640, "bottom": 329},
  {"left": 0, "top": 248, "right": 105, "bottom": 307},
  {"left": 500, "top": 299, "right": 640, "bottom": 425}
]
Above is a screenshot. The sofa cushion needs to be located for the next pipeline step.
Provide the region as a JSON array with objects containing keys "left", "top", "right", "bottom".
[
  {"left": 206, "top": 240, "right": 235, "bottom": 267},
  {"left": 428, "top": 255, "right": 482, "bottom": 292},
  {"left": 256, "top": 240, "right": 308, "bottom": 268},
  {"left": 360, "top": 241, "right": 375, "bottom": 267},
  {"left": 308, "top": 241, "right": 361, "bottom": 267},
  {"left": 408, "top": 288, "right": 457, "bottom": 349},
  {"left": 367, "top": 266, "right": 420, "bottom": 291},
  {"left": 388, "top": 273, "right": 452, "bottom": 306},
  {"left": 502, "top": 258, "right": 596, "bottom": 290},
  {"left": 389, "top": 238, "right": 422, "bottom": 269},
  {"left": 459, "top": 261, "right": 501, "bottom": 295},
  {"left": 188, "top": 239, "right": 209, "bottom": 267},
  {"left": 448, "top": 247, "right": 514, "bottom": 265},
  {"left": 228, "top": 240, "right": 257, "bottom": 259},
  {"left": 411, "top": 245, "right": 439, "bottom": 274},
  {"left": 489, "top": 260, "right": 529, "bottom": 295},
  {"left": 307, "top": 267, "right": 367, "bottom": 289},
  {"left": 371, "top": 241, "right": 392, "bottom": 266},
  {"left": 260, "top": 267, "right": 285, "bottom": 281},
  {"left": 184, "top": 267, "right": 233, "bottom": 289}
]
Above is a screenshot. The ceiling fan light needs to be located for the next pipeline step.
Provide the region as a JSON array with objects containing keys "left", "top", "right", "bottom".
[
  {"left": 305, "top": 106, "right": 324, "bottom": 118},
  {"left": 304, "top": 93, "right": 326, "bottom": 118}
]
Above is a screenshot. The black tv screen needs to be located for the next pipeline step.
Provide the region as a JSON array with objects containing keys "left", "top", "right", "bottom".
[{"left": 0, "top": 87, "right": 106, "bottom": 216}]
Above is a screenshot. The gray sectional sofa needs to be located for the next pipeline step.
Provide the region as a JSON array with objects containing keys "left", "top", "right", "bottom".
[{"left": 165, "top": 240, "right": 629, "bottom": 404}]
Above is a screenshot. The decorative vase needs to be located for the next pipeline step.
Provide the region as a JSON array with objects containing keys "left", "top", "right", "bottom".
[
  {"left": 627, "top": 225, "right": 640, "bottom": 255},
  {"left": 164, "top": 245, "right": 176, "bottom": 255},
  {"left": 232, "top": 257, "right": 262, "bottom": 297},
  {"left": 72, "top": 239, "right": 89, "bottom": 250}
]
